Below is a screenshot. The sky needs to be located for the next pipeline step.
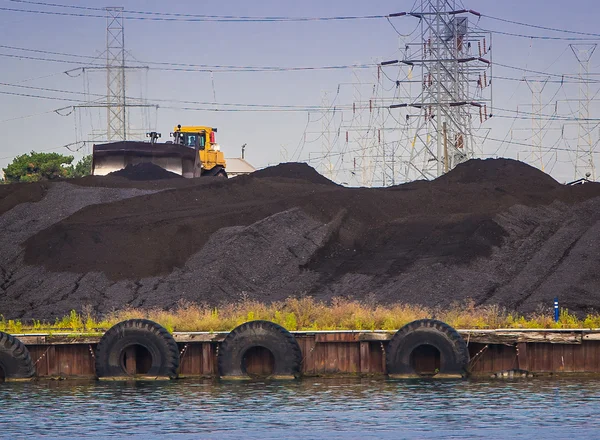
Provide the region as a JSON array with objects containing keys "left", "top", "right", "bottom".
[{"left": 1, "top": 0, "right": 600, "bottom": 184}]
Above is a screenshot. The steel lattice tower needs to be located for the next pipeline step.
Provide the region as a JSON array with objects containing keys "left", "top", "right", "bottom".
[
  {"left": 387, "top": 0, "right": 492, "bottom": 181},
  {"left": 570, "top": 44, "right": 597, "bottom": 180},
  {"left": 525, "top": 77, "right": 549, "bottom": 171},
  {"left": 320, "top": 91, "right": 335, "bottom": 180},
  {"left": 106, "top": 7, "right": 126, "bottom": 142}
]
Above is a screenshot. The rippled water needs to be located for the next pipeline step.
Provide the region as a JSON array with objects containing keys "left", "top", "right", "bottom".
[{"left": 1, "top": 378, "right": 600, "bottom": 439}]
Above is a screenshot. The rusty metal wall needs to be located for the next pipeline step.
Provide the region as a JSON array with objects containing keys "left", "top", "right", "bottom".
[
  {"left": 23, "top": 338, "right": 600, "bottom": 379},
  {"left": 28, "top": 344, "right": 97, "bottom": 378}
]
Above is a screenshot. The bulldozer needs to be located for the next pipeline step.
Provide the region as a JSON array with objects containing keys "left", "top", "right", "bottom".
[{"left": 91, "top": 125, "right": 227, "bottom": 178}]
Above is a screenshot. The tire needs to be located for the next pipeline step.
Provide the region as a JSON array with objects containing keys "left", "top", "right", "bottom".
[
  {"left": 0, "top": 331, "right": 35, "bottom": 381},
  {"left": 218, "top": 320, "right": 302, "bottom": 379},
  {"left": 386, "top": 319, "right": 469, "bottom": 378},
  {"left": 95, "top": 319, "right": 179, "bottom": 379}
]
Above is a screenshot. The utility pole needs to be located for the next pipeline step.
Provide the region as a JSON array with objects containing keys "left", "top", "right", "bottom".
[
  {"left": 570, "top": 44, "right": 597, "bottom": 180},
  {"left": 385, "top": 0, "right": 492, "bottom": 182}
]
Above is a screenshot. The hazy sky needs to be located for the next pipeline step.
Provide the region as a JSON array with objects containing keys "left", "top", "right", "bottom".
[{"left": 1, "top": 0, "right": 599, "bottom": 184}]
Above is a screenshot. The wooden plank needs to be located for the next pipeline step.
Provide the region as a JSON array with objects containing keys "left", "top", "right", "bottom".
[
  {"left": 46, "top": 346, "right": 57, "bottom": 376},
  {"left": 591, "top": 341, "right": 600, "bottom": 372},
  {"left": 297, "top": 336, "right": 315, "bottom": 375},
  {"left": 202, "top": 343, "right": 215, "bottom": 375},
  {"left": 550, "top": 344, "right": 564, "bottom": 372},
  {"left": 315, "top": 333, "right": 361, "bottom": 343},
  {"left": 369, "top": 342, "right": 385, "bottom": 374},
  {"left": 563, "top": 344, "right": 575, "bottom": 372},
  {"left": 583, "top": 341, "right": 595, "bottom": 372},
  {"left": 517, "top": 343, "right": 528, "bottom": 371},
  {"left": 572, "top": 343, "right": 585, "bottom": 372},
  {"left": 174, "top": 333, "right": 227, "bottom": 343},
  {"left": 358, "top": 332, "right": 394, "bottom": 341},
  {"left": 360, "top": 342, "right": 370, "bottom": 373}
]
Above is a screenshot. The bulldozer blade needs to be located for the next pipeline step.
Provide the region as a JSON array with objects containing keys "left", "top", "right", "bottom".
[{"left": 92, "top": 141, "right": 197, "bottom": 177}]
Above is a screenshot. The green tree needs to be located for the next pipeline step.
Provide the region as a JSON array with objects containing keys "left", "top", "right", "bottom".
[
  {"left": 67, "top": 154, "right": 93, "bottom": 178},
  {"left": 2, "top": 151, "right": 74, "bottom": 183}
]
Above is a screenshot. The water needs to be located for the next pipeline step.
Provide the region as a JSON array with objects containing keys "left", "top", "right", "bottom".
[{"left": 1, "top": 378, "right": 599, "bottom": 439}]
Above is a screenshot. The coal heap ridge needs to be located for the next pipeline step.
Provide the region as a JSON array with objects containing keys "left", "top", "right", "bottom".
[
  {"left": 3, "top": 158, "right": 600, "bottom": 319},
  {"left": 108, "top": 163, "right": 183, "bottom": 180}
]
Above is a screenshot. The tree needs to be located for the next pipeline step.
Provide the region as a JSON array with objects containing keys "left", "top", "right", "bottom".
[
  {"left": 67, "top": 155, "right": 93, "bottom": 178},
  {"left": 2, "top": 152, "right": 74, "bottom": 183}
]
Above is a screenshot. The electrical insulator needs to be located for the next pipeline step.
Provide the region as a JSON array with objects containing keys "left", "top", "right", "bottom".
[
  {"left": 369, "top": 99, "right": 373, "bottom": 113},
  {"left": 478, "top": 41, "right": 482, "bottom": 57},
  {"left": 346, "top": 131, "right": 349, "bottom": 143},
  {"left": 377, "top": 65, "right": 381, "bottom": 81},
  {"left": 483, "top": 37, "right": 487, "bottom": 54},
  {"left": 479, "top": 107, "right": 483, "bottom": 123},
  {"left": 478, "top": 74, "right": 482, "bottom": 88},
  {"left": 378, "top": 129, "right": 381, "bottom": 144},
  {"left": 484, "top": 104, "right": 488, "bottom": 121},
  {"left": 484, "top": 71, "right": 487, "bottom": 87},
  {"left": 353, "top": 102, "right": 356, "bottom": 114}
]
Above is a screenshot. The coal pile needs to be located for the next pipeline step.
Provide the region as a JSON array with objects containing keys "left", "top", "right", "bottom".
[
  {"left": 253, "top": 162, "right": 336, "bottom": 185},
  {"left": 2, "top": 158, "right": 600, "bottom": 320},
  {"left": 108, "top": 163, "right": 183, "bottom": 180}
]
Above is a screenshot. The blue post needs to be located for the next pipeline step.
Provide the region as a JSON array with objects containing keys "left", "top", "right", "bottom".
[{"left": 554, "top": 297, "right": 559, "bottom": 323}]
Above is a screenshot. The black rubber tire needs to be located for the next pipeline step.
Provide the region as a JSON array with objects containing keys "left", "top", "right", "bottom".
[
  {"left": 0, "top": 331, "right": 35, "bottom": 380},
  {"left": 218, "top": 320, "right": 302, "bottom": 379},
  {"left": 95, "top": 319, "right": 179, "bottom": 379},
  {"left": 386, "top": 319, "right": 469, "bottom": 377}
]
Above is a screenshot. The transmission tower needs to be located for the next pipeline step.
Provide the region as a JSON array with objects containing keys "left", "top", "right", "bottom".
[
  {"left": 385, "top": 1, "right": 492, "bottom": 181},
  {"left": 106, "top": 7, "right": 126, "bottom": 142},
  {"left": 525, "top": 77, "right": 549, "bottom": 171},
  {"left": 320, "top": 91, "right": 335, "bottom": 180},
  {"left": 570, "top": 44, "right": 597, "bottom": 180}
]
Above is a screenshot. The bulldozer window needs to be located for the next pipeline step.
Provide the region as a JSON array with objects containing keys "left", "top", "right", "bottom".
[
  {"left": 182, "top": 133, "right": 206, "bottom": 150},
  {"left": 185, "top": 135, "right": 197, "bottom": 147}
]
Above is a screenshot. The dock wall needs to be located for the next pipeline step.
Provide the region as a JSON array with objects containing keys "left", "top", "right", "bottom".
[{"left": 16, "top": 329, "right": 600, "bottom": 379}]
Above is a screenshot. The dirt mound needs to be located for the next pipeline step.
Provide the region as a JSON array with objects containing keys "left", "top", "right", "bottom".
[
  {"left": 0, "top": 181, "right": 50, "bottom": 215},
  {"left": 2, "top": 158, "right": 600, "bottom": 319},
  {"left": 435, "top": 158, "right": 559, "bottom": 189},
  {"left": 253, "top": 162, "right": 336, "bottom": 185},
  {"left": 108, "top": 163, "right": 183, "bottom": 180}
]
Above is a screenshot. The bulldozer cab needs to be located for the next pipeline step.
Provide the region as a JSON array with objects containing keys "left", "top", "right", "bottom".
[
  {"left": 172, "top": 131, "right": 206, "bottom": 150},
  {"left": 172, "top": 126, "right": 215, "bottom": 150}
]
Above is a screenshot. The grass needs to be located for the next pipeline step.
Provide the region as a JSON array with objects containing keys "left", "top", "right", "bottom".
[{"left": 2, "top": 297, "right": 600, "bottom": 334}]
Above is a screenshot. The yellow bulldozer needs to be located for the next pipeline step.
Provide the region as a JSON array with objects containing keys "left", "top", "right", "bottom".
[{"left": 91, "top": 125, "right": 227, "bottom": 178}]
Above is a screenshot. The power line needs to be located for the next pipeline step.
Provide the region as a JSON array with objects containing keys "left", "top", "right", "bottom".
[
  {"left": 482, "top": 14, "right": 600, "bottom": 38},
  {"left": 1, "top": 3, "right": 386, "bottom": 22},
  {"left": 0, "top": 47, "right": 376, "bottom": 73},
  {"left": 476, "top": 27, "right": 600, "bottom": 41}
]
